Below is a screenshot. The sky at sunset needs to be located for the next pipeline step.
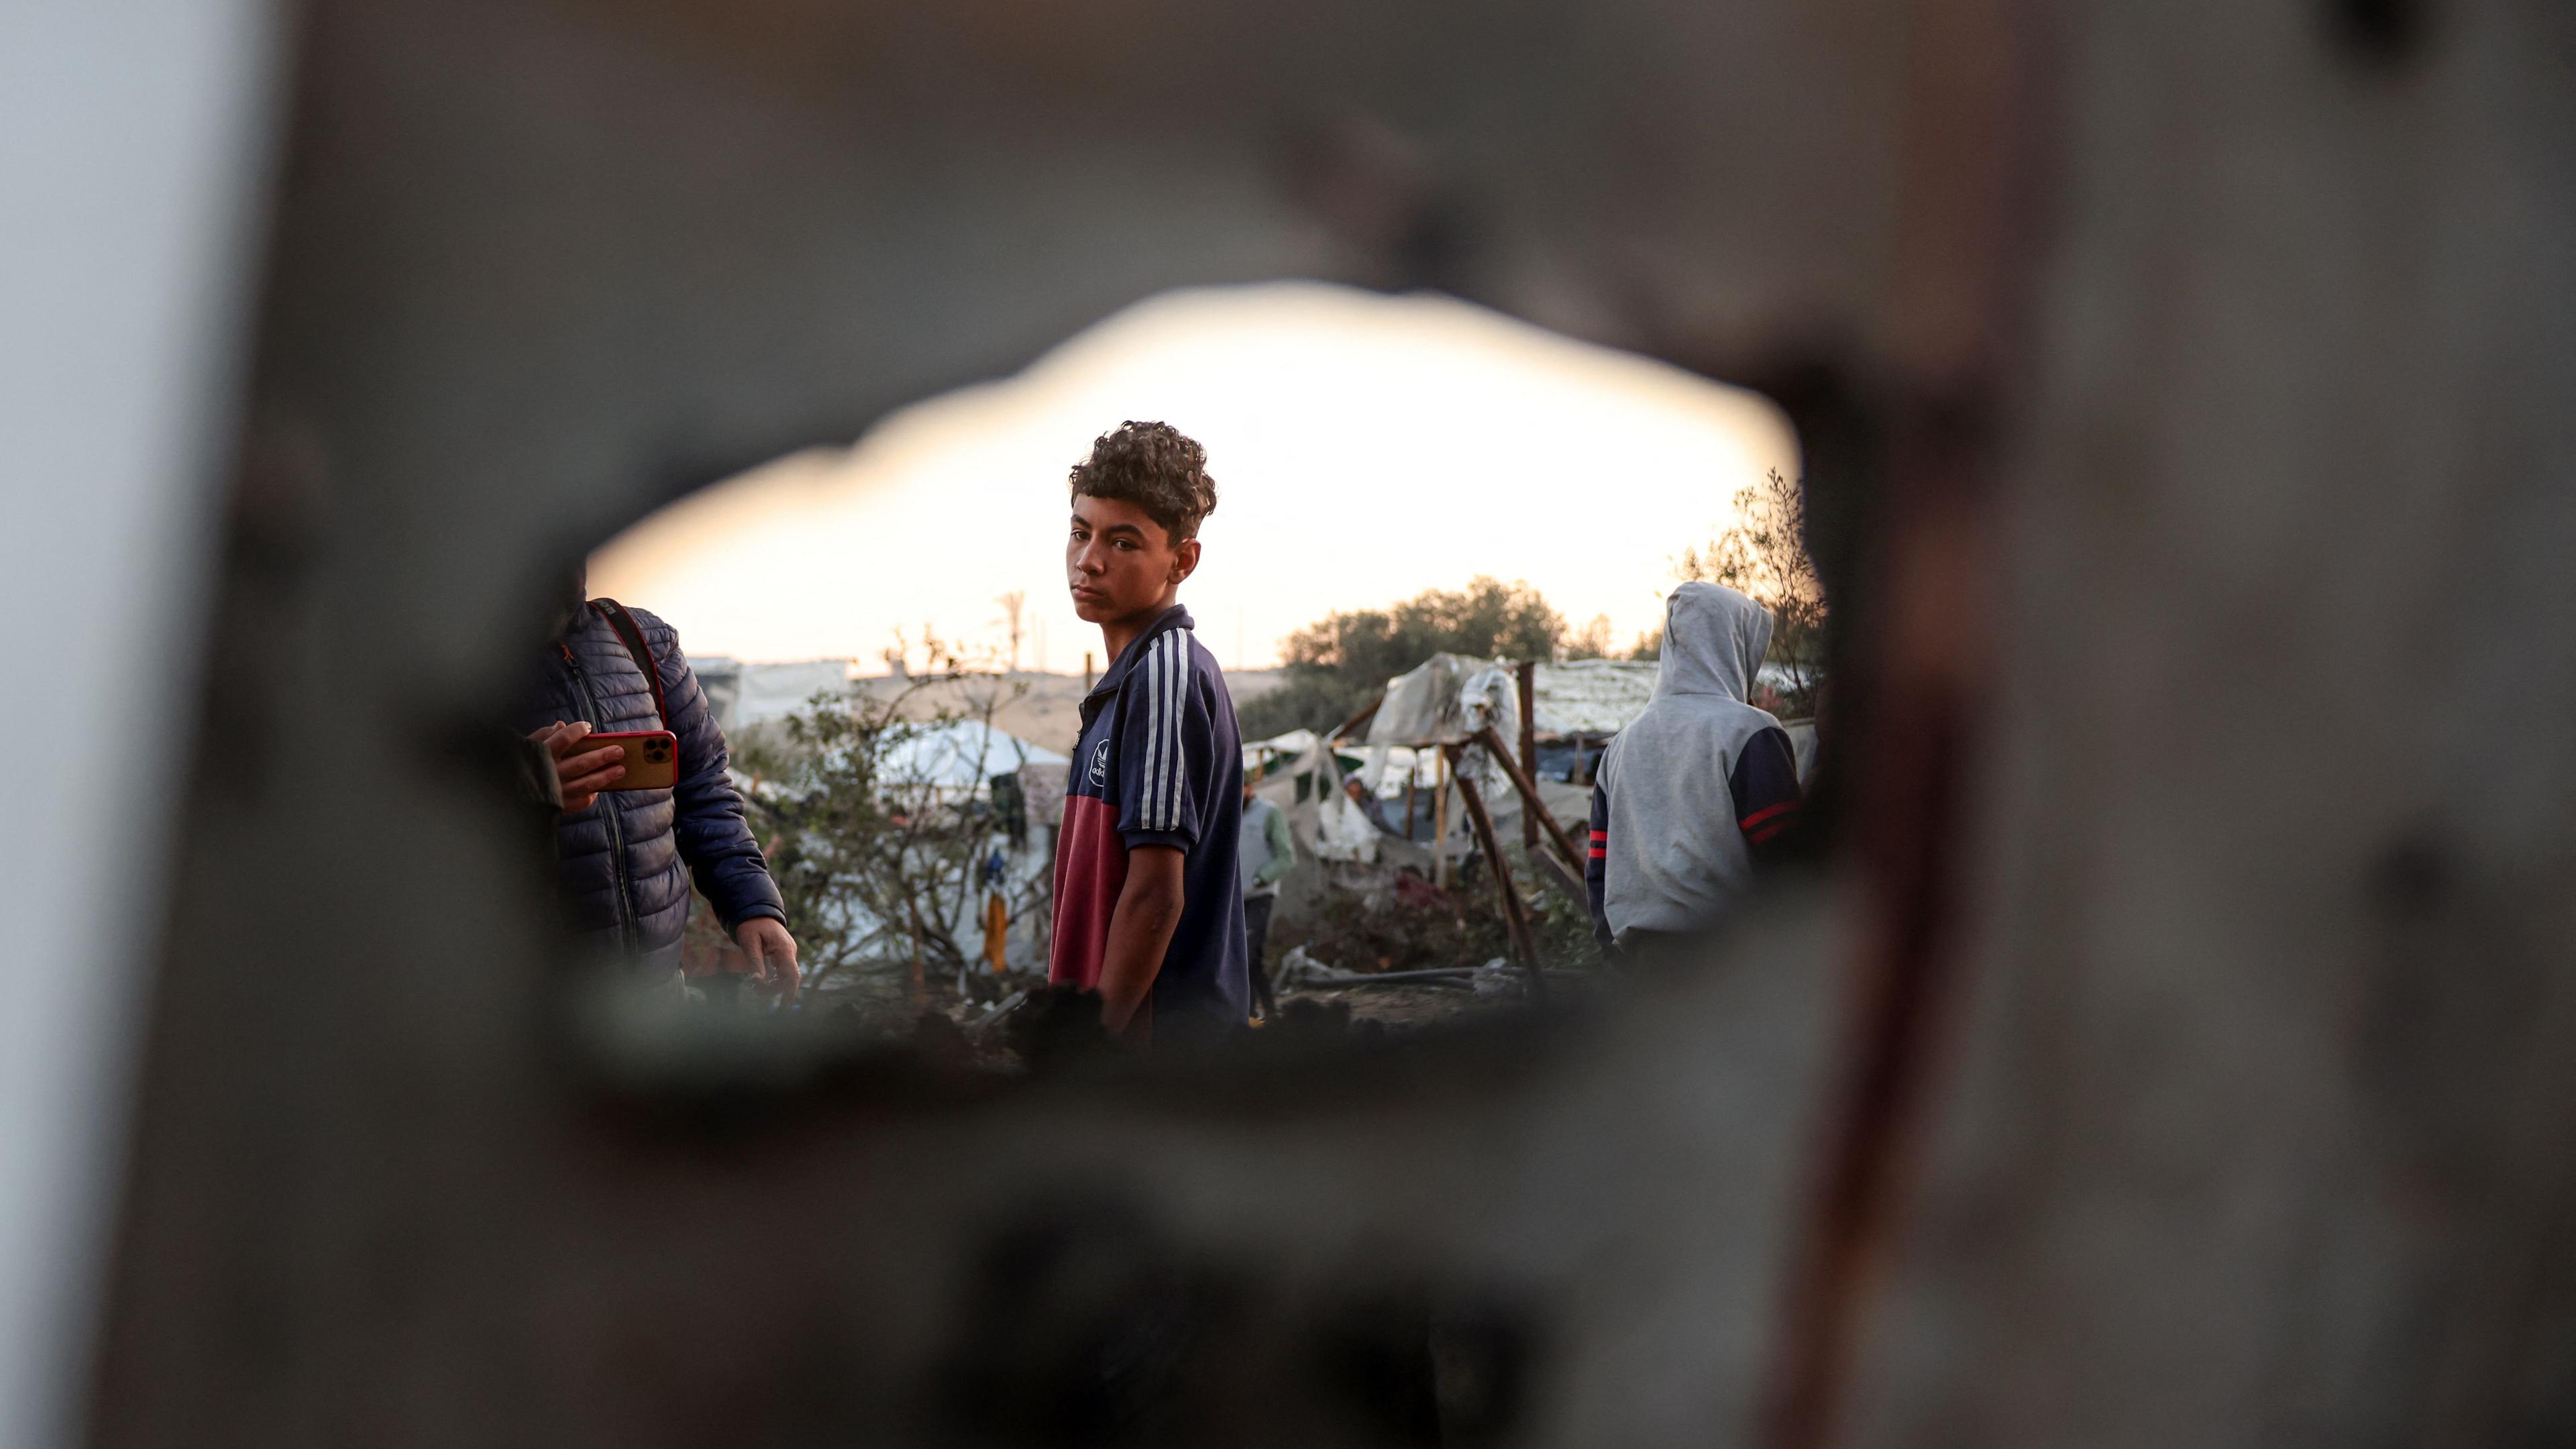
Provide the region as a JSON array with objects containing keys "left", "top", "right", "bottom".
[{"left": 589, "top": 282, "right": 1796, "bottom": 672}]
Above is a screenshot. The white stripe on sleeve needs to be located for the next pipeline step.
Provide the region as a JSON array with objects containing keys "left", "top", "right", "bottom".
[
  {"left": 1143, "top": 632, "right": 1170, "bottom": 828},
  {"left": 1163, "top": 633, "right": 1187, "bottom": 828},
  {"left": 1138, "top": 637, "right": 1159, "bottom": 828}
]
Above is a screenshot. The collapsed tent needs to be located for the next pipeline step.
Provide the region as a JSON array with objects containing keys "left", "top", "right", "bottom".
[
  {"left": 1242, "top": 728, "right": 1320, "bottom": 781},
  {"left": 1362, "top": 653, "right": 1519, "bottom": 747}
]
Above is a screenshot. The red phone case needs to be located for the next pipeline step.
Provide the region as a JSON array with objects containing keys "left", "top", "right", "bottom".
[{"left": 586, "top": 730, "right": 680, "bottom": 792}]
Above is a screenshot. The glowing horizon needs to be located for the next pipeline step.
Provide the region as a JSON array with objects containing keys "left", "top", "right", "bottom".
[{"left": 589, "top": 282, "right": 1796, "bottom": 671}]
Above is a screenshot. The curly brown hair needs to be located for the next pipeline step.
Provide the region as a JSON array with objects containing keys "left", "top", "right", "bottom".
[{"left": 1067, "top": 421, "right": 1218, "bottom": 543}]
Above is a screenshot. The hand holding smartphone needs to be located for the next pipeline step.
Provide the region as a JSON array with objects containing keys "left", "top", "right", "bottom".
[
  {"left": 585, "top": 730, "right": 680, "bottom": 792},
  {"left": 532, "top": 722, "right": 680, "bottom": 812}
]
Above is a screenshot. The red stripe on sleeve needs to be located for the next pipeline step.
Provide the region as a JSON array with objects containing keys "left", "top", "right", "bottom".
[{"left": 1738, "top": 800, "right": 1798, "bottom": 833}]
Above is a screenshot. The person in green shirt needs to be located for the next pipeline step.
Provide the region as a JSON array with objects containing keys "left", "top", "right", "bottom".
[{"left": 1237, "top": 770, "right": 1297, "bottom": 1021}]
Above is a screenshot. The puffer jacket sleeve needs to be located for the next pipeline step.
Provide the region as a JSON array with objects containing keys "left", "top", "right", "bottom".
[{"left": 642, "top": 612, "right": 787, "bottom": 933}]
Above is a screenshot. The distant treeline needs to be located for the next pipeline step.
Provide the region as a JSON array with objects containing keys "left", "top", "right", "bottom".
[
  {"left": 1235, "top": 576, "right": 1650, "bottom": 741},
  {"left": 1238, "top": 469, "right": 1830, "bottom": 740}
]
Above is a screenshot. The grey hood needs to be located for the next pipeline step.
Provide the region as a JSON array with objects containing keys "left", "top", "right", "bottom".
[
  {"left": 1655, "top": 581, "right": 1772, "bottom": 704},
  {"left": 1595, "top": 582, "right": 1784, "bottom": 937}
]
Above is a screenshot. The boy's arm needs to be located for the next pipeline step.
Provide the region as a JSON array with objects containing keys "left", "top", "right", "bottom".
[
  {"left": 1099, "top": 845, "right": 1187, "bottom": 1034},
  {"left": 1586, "top": 782, "right": 1614, "bottom": 956},
  {"left": 1729, "top": 726, "right": 1804, "bottom": 871},
  {"left": 1257, "top": 804, "right": 1297, "bottom": 885},
  {"left": 1103, "top": 631, "right": 1221, "bottom": 1036}
]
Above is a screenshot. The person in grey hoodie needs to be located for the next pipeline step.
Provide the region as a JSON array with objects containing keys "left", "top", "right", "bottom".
[{"left": 1586, "top": 582, "right": 1803, "bottom": 959}]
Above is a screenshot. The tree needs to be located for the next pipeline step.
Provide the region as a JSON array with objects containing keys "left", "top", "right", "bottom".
[
  {"left": 1564, "top": 614, "right": 1617, "bottom": 660},
  {"left": 1238, "top": 576, "right": 1566, "bottom": 739},
  {"left": 994, "top": 591, "right": 1026, "bottom": 673},
  {"left": 1674, "top": 468, "right": 1827, "bottom": 715},
  {"left": 732, "top": 649, "right": 1043, "bottom": 1004}
]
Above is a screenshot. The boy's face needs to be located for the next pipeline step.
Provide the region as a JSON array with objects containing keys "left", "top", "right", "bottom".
[{"left": 1067, "top": 494, "right": 1199, "bottom": 626}]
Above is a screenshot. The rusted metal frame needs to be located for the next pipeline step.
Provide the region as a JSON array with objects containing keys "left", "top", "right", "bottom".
[
  {"left": 1472, "top": 724, "right": 1587, "bottom": 885},
  {"left": 1760, "top": 452, "right": 1985, "bottom": 1449},
  {"left": 1759, "top": 0, "right": 2051, "bottom": 1440},
  {"left": 1444, "top": 742, "right": 1544, "bottom": 999}
]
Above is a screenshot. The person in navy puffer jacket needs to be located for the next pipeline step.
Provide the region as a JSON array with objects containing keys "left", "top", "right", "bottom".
[{"left": 517, "top": 578, "right": 796, "bottom": 992}]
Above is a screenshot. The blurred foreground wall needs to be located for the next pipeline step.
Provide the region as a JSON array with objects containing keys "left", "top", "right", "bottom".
[
  {"left": 63, "top": 0, "right": 2576, "bottom": 1445},
  {"left": 0, "top": 3, "right": 276, "bottom": 1446}
]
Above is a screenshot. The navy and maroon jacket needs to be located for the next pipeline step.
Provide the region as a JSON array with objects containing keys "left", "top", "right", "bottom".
[
  {"left": 1050, "top": 604, "right": 1248, "bottom": 1043},
  {"left": 515, "top": 602, "right": 785, "bottom": 967}
]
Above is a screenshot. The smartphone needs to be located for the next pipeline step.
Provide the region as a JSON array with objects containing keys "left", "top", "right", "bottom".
[{"left": 584, "top": 730, "right": 680, "bottom": 792}]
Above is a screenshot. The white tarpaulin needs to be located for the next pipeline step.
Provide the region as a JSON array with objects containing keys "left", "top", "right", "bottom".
[
  {"left": 1362, "top": 653, "right": 1521, "bottom": 747},
  {"left": 878, "top": 720, "right": 1069, "bottom": 792},
  {"left": 1255, "top": 730, "right": 1379, "bottom": 864},
  {"left": 1243, "top": 727, "right": 1318, "bottom": 777},
  {"left": 1527, "top": 659, "right": 1659, "bottom": 736},
  {"left": 1363, "top": 655, "right": 1686, "bottom": 745}
]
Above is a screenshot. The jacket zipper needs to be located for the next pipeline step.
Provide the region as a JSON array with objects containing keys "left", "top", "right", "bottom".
[{"left": 564, "top": 643, "right": 639, "bottom": 954}]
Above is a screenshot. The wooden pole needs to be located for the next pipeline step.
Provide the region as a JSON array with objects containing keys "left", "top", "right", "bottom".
[
  {"left": 1432, "top": 753, "right": 1451, "bottom": 889},
  {"left": 1447, "top": 744, "right": 1544, "bottom": 997},
  {"left": 1474, "top": 724, "right": 1588, "bottom": 882},
  {"left": 1517, "top": 660, "right": 1539, "bottom": 849},
  {"left": 1327, "top": 694, "right": 1383, "bottom": 746},
  {"left": 1531, "top": 846, "right": 1586, "bottom": 902}
]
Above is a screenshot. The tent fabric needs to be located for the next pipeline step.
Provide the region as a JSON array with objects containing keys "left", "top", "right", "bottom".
[
  {"left": 1364, "top": 655, "right": 1671, "bottom": 745},
  {"left": 1254, "top": 730, "right": 1377, "bottom": 864},
  {"left": 1242, "top": 727, "right": 1318, "bottom": 776},
  {"left": 1527, "top": 659, "right": 1658, "bottom": 736},
  {"left": 1362, "top": 653, "right": 1522, "bottom": 748},
  {"left": 878, "top": 719, "right": 1069, "bottom": 792}
]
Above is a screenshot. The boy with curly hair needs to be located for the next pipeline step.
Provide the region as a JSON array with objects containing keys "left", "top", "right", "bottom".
[{"left": 1052, "top": 421, "right": 1249, "bottom": 1046}]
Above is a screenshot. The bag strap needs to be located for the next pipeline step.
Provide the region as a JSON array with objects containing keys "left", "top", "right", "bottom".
[{"left": 588, "top": 598, "right": 669, "bottom": 729}]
